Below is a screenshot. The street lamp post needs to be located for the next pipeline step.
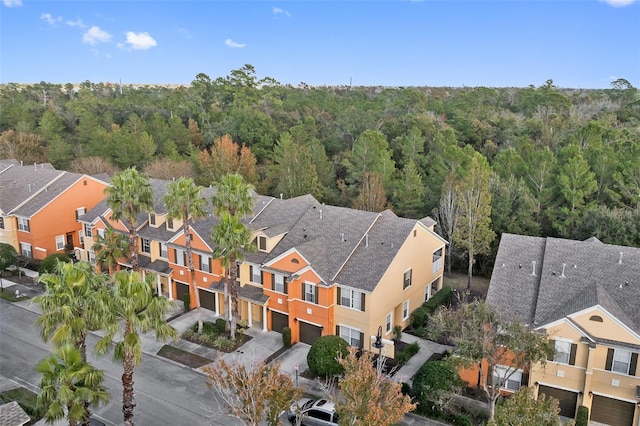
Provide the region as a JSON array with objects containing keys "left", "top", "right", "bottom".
[{"left": 372, "top": 325, "right": 384, "bottom": 375}]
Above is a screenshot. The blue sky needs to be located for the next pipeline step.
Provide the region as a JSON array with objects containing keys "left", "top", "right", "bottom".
[{"left": 1, "top": 0, "right": 638, "bottom": 89}]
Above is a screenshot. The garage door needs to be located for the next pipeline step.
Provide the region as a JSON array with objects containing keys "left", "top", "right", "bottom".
[
  {"left": 175, "top": 281, "right": 190, "bottom": 304},
  {"left": 591, "top": 395, "right": 635, "bottom": 426},
  {"left": 299, "top": 321, "right": 322, "bottom": 345},
  {"left": 199, "top": 289, "right": 216, "bottom": 311},
  {"left": 271, "top": 311, "right": 288, "bottom": 333},
  {"left": 538, "top": 386, "right": 577, "bottom": 418}
]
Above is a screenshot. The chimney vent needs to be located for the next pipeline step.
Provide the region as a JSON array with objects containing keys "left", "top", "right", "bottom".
[
  {"left": 561, "top": 263, "right": 566, "bottom": 278},
  {"left": 280, "top": 193, "right": 283, "bottom": 199},
  {"left": 319, "top": 208, "right": 322, "bottom": 220},
  {"left": 531, "top": 261, "right": 537, "bottom": 276},
  {"left": 619, "top": 252, "right": 623, "bottom": 265}
]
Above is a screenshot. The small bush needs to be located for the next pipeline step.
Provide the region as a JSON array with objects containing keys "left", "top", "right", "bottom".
[
  {"left": 182, "top": 293, "right": 191, "bottom": 312},
  {"left": 448, "top": 413, "right": 472, "bottom": 426},
  {"left": 307, "top": 335, "right": 349, "bottom": 378},
  {"left": 39, "top": 254, "right": 72, "bottom": 274},
  {"left": 576, "top": 405, "right": 589, "bottom": 426},
  {"left": 393, "top": 324, "right": 403, "bottom": 342},
  {"left": 282, "top": 326, "right": 292, "bottom": 348},
  {"left": 215, "top": 318, "right": 226, "bottom": 333},
  {"left": 396, "top": 341, "right": 420, "bottom": 365},
  {"left": 212, "top": 336, "right": 234, "bottom": 351},
  {"left": 410, "top": 308, "right": 427, "bottom": 330},
  {"left": 413, "top": 358, "right": 464, "bottom": 415}
]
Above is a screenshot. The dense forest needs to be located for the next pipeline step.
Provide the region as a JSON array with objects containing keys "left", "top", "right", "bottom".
[{"left": 1, "top": 65, "right": 639, "bottom": 276}]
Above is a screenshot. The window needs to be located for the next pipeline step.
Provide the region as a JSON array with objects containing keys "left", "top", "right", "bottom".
[
  {"left": 75, "top": 207, "right": 86, "bottom": 220},
  {"left": 149, "top": 213, "right": 156, "bottom": 226},
  {"left": 304, "top": 282, "right": 317, "bottom": 304},
  {"left": 431, "top": 279, "right": 439, "bottom": 296},
  {"left": 167, "top": 218, "right": 174, "bottom": 230},
  {"left": 18, "top": 217, "right": 30, "bottom": 232},
  {"left": 141, "top": 238, "right": 151, "bottom": 254},
  {"left": 200, "top": 255, "right": 211, "bottom": 273},
  {"left": 85, "top": 225, "right": 93, "bottom": 238},
  {"left": 20, "top": 243, "right": 32, "bottom": 258},
  {"left": 338, "top": 287, "right": 364, "bottom": 311},
  {"left": 0, "top": 217, "right": 5, "bottom": 229},
  {"left": 403, "top": 269, "right": 412, "bottom": 289},
  {"left": 553, "top": 340, "right": 572, "bottom": 365},
  {"left": 589, "top": 315, "right": 603, "bottom": 322},
  {"left": 610, "top": 348, "right": 632, "bottom": 375},
  {"left": 55, "top": 235, "right": 65, "bottom": 251},
  {"left": 175, "top": 248, "right": 186, "bottom": 266},
  {"left": 97, "top": 228, "right": 105, "bottom": 238},
  {"left": 274, "top": 274, "right": 286, "bottom": 294},
  {"left": 79, "top": 230, "right": 84, "bottom": 245},
  {"left": 258, "top": 236, "right": 267, "bottom": 251},
  {"left": 88, "top": 250, "right": 95, "bottom": 265},
  {"left": 386, "top": 312, "right": 393, "bottom": 333},
  {"left": 159, "top": 243, "right": 168, "bottom": 258},
  {"left": 250, "top": 265, "right": 262, "bottom": 284},
  {"left": 493, "top": 365, "right": 523, "bottom": 392},
  {"left": 432, "top": 247, "right": 443, "bottom": 272},
  {"left": 339, "top": 325, "right": 362, "bottom": 348},
  {"left": 402, "top": 300, "right": 410, "bottom": 320}
]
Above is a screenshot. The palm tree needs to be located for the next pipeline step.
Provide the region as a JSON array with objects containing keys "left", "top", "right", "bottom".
[
  {"left": 164, "top": 177, "right": 206, "bottom": 334},
  {"left": 34, "top": 261, "right": 108, "bottom": 362},
  {"left": 36, "top": 343, "right": 109, "bottom": 426},
  {"left": 104, "top": 168, "right": 154, "bottom": 271},
  {"left": 212, "top": 212, "right": 254, "bottom": 340},
  {"left": 92, "top": 226, "right": 130, "bottom": 277},
  {"left": 211, "top": 174, "right": 255, "bottom": 338},
  {"left": 95, "top": 271, "right": 177, "bottom": 426}
]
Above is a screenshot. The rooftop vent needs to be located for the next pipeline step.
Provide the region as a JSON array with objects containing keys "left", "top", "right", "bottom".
[
  {"left": 561, "top": 263, "right": 566, "bottom": 278},
  {"left": 619, "top": 252, "right": 623, "bottom": 265},
  {"left": 531, "top": 260, "right": 536, "bottom": 276}
]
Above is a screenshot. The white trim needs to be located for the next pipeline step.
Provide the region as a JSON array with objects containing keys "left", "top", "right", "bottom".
[
  {"left": 167, "top": 226, "right": 213, "bottom": 252},
  {"left": 298, "top": 318, "right": 324, "bottom": 328},
  {"left": 535, "top": 381, "right": 581, "bottom": 394},
  {"left": 248, "top": 197, "right": 275, "bottom": 224},
  {"left": 264, "top": 247, "right": 312, "bottom": 270},
  {"left": 538, "top": 305, "right": 640, "bottom": 341},
  {"left": 589, "top": 390, "right": 640, "bottom": 404}
]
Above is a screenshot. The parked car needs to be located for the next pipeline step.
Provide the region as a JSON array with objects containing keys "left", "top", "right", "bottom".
[{"left": 287, "top": 398, "right": 339, "bottom": 425}]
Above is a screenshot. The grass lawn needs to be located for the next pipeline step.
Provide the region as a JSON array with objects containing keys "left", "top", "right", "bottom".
[
  {"left": 0, "top": 290, "right": 24, "bottom": 302},
  {"left": 0, "top": 387, "right": 42, "bottom": 425},
  {"left": 443, "top": 272, "right": 490, "bottom": 300},
  {"left": 157, "top": 345, "right": 213, "bottom": 368}
]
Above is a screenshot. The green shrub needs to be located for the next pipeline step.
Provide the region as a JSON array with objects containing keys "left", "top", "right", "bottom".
[
  {"left": 182, "top": 293, "right": 191, "bottom": 312},
  {"left": 212, "top": 336, "right": 235, "bottom": 351},
  {"left": 307, "top": 335, "right": 349, "bottom": 378},
  {"left": 282, "top": 326, "right": 292, "bottom": 348},
  {"left": 448, "top": 413, "right": 472, "bottom": 426},
  {"left": 393, "top": 324, "right": 403, "bottom": 342},
  {"left": 39, "top": 254, "right": 72, "bottom": 274},
  {"left": 215, "top": 318, "right": 226, "bottom": 333},
  {"left": 412, "top": 358, "right": 463, "bottom": 415},
  {"left": 576, "top": 405, "right": 589, "bottom": 426},
  {"left": 410, "top": 307, "right": 427, "bottom": 330},
  {"left": 396, "top": 342, "right": 420, "bottom": 366},
  {"left": 423, "top": 286, "right": 454, "bottom": 314}
]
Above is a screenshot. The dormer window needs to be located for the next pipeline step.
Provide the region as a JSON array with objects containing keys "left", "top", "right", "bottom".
[
  {"left": 167, "top": 218, "right": 174, "bottom": 230},
  {"left": 149, "top": 213, "right": 156, "bottom": 226},
  {"left": 258, "top": 236, "right": 267, "bottom": 251}
]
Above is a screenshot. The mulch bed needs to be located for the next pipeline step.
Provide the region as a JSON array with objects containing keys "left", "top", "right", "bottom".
[{"left": 157, "top": 345, "right": 213, "bottom": 368}]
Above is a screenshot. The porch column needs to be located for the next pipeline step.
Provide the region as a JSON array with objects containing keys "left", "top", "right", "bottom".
[
  {"left": 247, "top": 301, "right": 253, "bottom": 327},
  {"left": 156, "top": 275, "right": 161, "bottom": 296},
  {"left": 168, "top": 276, "right": 173, "bottom": 300},
  {"left": 262, "top": 305, "right": 268, "bottom": 332},
  {"left": 228, "top": 295, "right": 232, "bottom": 320},
  {"left": 214, "top": 292, "right": 219, "bottom": 316}
]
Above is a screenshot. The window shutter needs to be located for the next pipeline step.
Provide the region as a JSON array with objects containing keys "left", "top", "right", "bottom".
[
  {"left": 336, "top": 325, "right": 340, "bottom": 335},
  {"left": 198, "top": 255, "right": 202, "bottom": 270},
  {"left": 260, "top": 271, "right": 265, "bottom": 285},
  {"left": 605, "top": 348, "right": 614, "bottom": 371},
  {"left": 360, "top": 293, "right": 366, "bottom": 312},
  {"left": 249, "top": 265, "right": 253, "bottom": 281},
  {"left": 271, "top": 273, "right": 275, "bottom": 290},
  {"left": 315, "top": 286, "right": 319, "bottom": 304},
  {"left": 520, "top": 371, "right": 529, "bottom": 387},
  {"left": 630, "top": 353, "right": 638, "bottom": 376},
  {"left": 173, "top": 248, "right": 177, "bottom": 263},
  {"left": 569, "top": 343, "right": 577, "bottom": 366},
  {"left": 359, "top": 332, "right": 364, "bottom": 349},
  {"left": 284, "top": 279, "right": 288, "bottom": 295},
  {"left": 336, "top": 287, "right": 341, "bottom": 305},
  {"left": 183, "top": 251, "right": 187, "bottom": 266},
  {"left": 548, "top": 340, "right": 555, "bottom": 361}
]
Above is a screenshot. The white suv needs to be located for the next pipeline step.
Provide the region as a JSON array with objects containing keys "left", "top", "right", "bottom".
[{"left": 287, "top": 398, "right": 339, "bottom": 425}]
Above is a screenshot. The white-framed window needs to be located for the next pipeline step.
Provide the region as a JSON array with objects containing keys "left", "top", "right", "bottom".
[
  {"left": 339, "top": 288, "right": 364, "bottom": 311},
  {"left": 85, "top": 225, "right": 93, "bottom": 238},
  {"left": 250, "top": 265, "right": 262, "bottom": 284},
  {"left": 612, "top": 348, "right": 632, "bottom": 374},
  {"left": 403, "top": 269, "right": 412, "bottom": 289},
  {"left": 402, "top": 300, "right": 410, "bottom": 320},
  {"left": 200, "top": 255, "right": 211, "bottom": 273},
  {"left": 258, "top": 236, "right": 267, "bottom": 251},
  {"left": 55, "top": 235, "right": 65, "bottom": 251},
  {"left": 18, "top": 217, "right": 30, "bottom": 232},
  {"left": 20, "top": 242, "right": 32, "bottom": 258},
  {"left": 75, "top": 207, "right": 86, "bottom": 220},
  {"left": 149, "top": 213, "right": 156, "bottom": 226},
  {"left": 159, "top": 242, "right": 168, "bottom": 259},
  {"left": 79, "top": 230, "right": 84, "bottom": 245},
  {"left": 493, "top": 365, "right": 522, "bottom": 392},
  {"left": 175, "top": 248, "right": 186, "bottom": 266},
  {"left": 553, "top": 340, "right": 572, "bottom": 365},
  {"left": 304, "top": 282, "right": 317, "bottom": 304},
  {"left": 166, "top": 218, "right": 174, "bottom": 230},
  {"left": 97, "top": 228, "right": 105, "bottom": 238},
  {"left": 88, "top": 250, "right": 95, "bottom": 265},
  {"left": 274, "top": 274, "right": 286, "bottom": 293},
  {"left": 386, "top": 312, "right": 393, "bottom": 334},
  {"left": 432, "top": 247, "right": 443, "bottom": 273},
  {"left": 339, "top": 325, "right": 362, "bottom": 348},
  {"left": 141, "top": 238, "right": 151, "bottom": 254}
]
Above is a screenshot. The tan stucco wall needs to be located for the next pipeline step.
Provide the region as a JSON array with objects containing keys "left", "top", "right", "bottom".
[
  {"left": 0, "top": 217, "right": 19, "bottom": 250},
  {"left": 572, "top": 308, "right": 640, "bottom": 346}
]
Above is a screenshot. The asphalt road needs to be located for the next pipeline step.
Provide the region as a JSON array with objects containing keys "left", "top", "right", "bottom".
[{"left": 0, "top": 299, "right": 241, "bottom": 426}]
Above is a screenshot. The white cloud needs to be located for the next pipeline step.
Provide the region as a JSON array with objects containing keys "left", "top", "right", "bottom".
[
  {"left": 3, "top": 0, "right": 22, "bottom": 7},
  {"left": 82, "top": 26, "right": 112, "bottom": 45},
  {"left": 225, "top": 38, "right": 246, "bottom": 48},
  {"left": 66, "top": 19, "right": 87, "bottom": 28},
  {"left": 41, "top": 13, "right": 62, "bottom": 26},
  {"left": 600, "top": 0, "right": 638, "bottom": 6},
  {"left": 273, "top": 7, "right": 291, "bottom": 17},
  {"left": 124, "top": 31, "right": 157, "bottom": 50}
]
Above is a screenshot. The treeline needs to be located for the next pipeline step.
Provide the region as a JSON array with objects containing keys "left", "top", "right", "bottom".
[{"left": 1, "top": 65, "right": 639, "bottom": 274}]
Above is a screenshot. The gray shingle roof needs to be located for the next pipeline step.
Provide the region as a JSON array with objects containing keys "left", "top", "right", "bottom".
[
  {"left": 487, "top": 233, "right": 640, "bottom": 334},
  {"left": 12, "top": 173, "right": 83, "bottom": 217},
  {"left": 0, "top": 401, "right": 30, "bottom": 426},
  {"left": 0, "top": 164, "right": 65, "bottom": 214}
]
